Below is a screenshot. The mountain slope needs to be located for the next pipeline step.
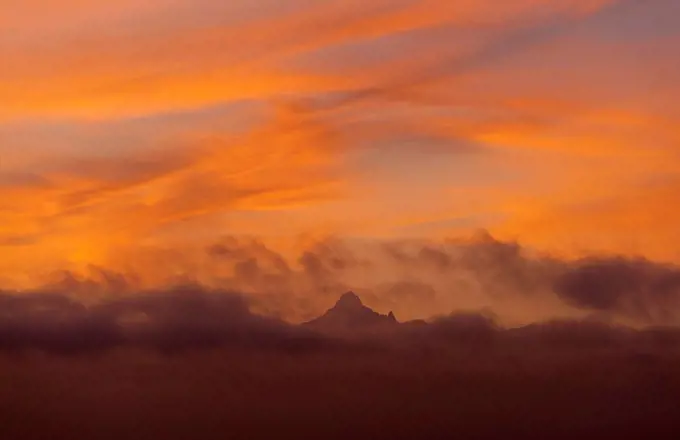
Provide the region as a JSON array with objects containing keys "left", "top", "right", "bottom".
[{"left": 304, "top": 292, "right": 398, "bottom": 332}]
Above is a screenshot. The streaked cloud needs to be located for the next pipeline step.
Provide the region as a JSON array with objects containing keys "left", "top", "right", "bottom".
[{"left": 0, "top": 0, "right": 678, "bottom": 290}]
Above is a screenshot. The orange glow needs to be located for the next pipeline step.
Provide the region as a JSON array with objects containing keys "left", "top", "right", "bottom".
[{"left": 0, "top": 0, "right": 679, "bottom": 291}]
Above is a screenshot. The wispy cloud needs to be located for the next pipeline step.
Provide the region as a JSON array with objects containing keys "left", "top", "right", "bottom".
[{"left": 0, "top": 0, "right": 679, "bottom": 285}]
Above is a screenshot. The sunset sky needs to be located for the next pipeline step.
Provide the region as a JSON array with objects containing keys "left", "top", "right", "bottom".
[
  {"left": 1, "top": 0, "right": 679, "bottom": 300},
  {"left": 4, "top": 4, "right": 680, "bottom": 437}
]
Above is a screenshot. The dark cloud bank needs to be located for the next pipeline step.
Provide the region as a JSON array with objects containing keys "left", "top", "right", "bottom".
[{"left": 3, "top": 234, "right": 680, "bottom": 439}]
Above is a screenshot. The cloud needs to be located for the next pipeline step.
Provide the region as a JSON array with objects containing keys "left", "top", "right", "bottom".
[
  {"left": 2, "top": 273, "right": 680, "bottom": 356},
  {"left": 0, "top": 291, "right": 123, "bottom": 354},
  {"left": 2, "top": 232, "right": 679, "bottom": 329},
  {"left": 0, "top": 0, "right": 619, "bottom": 119},
  {"left": 0, "top": 103, "right": 348, "bottom": 277},
  {"left": 2, "top": 2, "right": 680, "bottom": 437},
  {"left": 1, "top": 250, "right": 679, "bottom": 439},
  {"left": 1, "top": 0, "right": 677, "bottom": 276},
  {"left": 0, "top": 286, "right": 331, "bottom": 354},
  {"left": 554, "top": 257, "right": 680, "bottom": 322}
]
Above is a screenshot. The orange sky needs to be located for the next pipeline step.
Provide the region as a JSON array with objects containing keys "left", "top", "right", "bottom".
[{"left": 1, "top": 0, "right": 679, "bottom": 288}]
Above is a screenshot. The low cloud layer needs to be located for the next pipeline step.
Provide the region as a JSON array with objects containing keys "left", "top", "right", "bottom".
[
  {"left": 555, "top": 257, "right": 680, "bottom": 322},
  {"left": 2, "top": 237, "right": 680, "bottom": 356},
  {"left": 0, "top": 286, "right": 334, "bottom": 354},
  {"left": 4, "top": 233, "right": 679, "bottom": 330}
]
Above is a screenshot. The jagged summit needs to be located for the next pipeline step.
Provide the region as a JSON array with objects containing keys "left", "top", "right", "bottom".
[
  {"left": 334, "top": 291, "right": 364, "bottom": 310},
  {"left": 304, "top": 291, "right": 399, "bottom": 331}
]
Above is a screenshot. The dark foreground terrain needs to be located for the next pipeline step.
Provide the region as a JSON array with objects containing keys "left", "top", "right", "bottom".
[
  {"left": 2, "top": 347, "right": 680, "bottom": 440},
  {"left": 2, "top": 290, "right": 680, "bottom": 439}
]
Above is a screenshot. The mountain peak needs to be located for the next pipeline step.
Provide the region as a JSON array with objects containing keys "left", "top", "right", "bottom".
[
  {"left": 304, "top": 292, "right": 399, "bottom": 332},
  {"left": 335, "top": 291, "right": 363, "bottom": 309}
]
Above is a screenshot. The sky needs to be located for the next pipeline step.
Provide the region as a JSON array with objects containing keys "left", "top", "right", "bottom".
[
  {"left": 3, "top": 4, "right": 680, "bottom": 435},
  {"left": 1, "top": 0, "right": 679, "bottom": 318}
]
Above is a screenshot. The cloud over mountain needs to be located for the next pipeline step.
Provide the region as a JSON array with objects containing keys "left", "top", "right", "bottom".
[{"left": 3, "top": 232, "right": 679, "bottom": 330}]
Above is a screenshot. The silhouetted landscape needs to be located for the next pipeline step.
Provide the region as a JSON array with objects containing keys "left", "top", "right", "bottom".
[{"left": 2, "top": 289, "right": 679, "bottom": 439}]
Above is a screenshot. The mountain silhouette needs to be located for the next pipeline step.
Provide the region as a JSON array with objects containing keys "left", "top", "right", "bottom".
[{"left": 304, "top": 292, "right": 398, "bottom": 332}]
